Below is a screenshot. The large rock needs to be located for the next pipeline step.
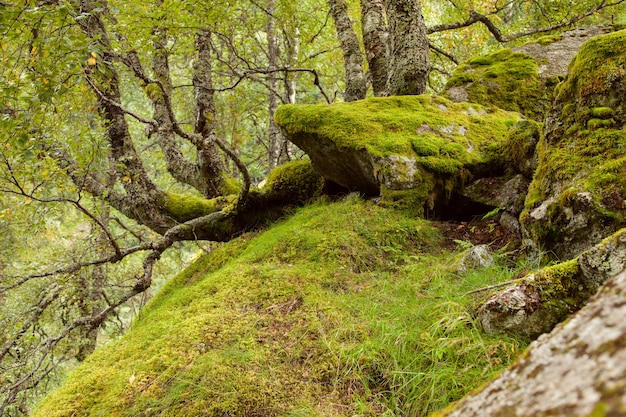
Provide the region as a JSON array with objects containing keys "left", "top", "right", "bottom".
[
  {"left": 443, "top": 25, "right": 614, "bottom": 121},
  {"left": 478, "top": 228, "right": 626, "bottom": 339},
  {"left": 432, "top": 268, "right": 626, "bottom": 417},
  {"left": 275, "top": 95, "right": 520, "bottom": 215},
  {"left": 521, "top": 29, "right": 626, "bottom": 260}
]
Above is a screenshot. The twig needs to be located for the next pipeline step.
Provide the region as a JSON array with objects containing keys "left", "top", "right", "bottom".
[{"left": 463, "top": 277, "right": 525, "bottom": 296}]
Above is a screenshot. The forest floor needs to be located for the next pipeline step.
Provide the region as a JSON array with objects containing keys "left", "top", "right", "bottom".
[{"left": 437, "top": 216, "right": 518, "bottom": 252}]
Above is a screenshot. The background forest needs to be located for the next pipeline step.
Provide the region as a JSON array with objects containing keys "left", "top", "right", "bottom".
[{"left": 1, "top": 0, "right": 625, "bottom": 415}]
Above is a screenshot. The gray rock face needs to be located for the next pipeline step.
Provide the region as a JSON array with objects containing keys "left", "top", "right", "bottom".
[
  {"left": 457, "top": 244, "right": 494, "bottom": 274},
  {"left": 435, "top": 269, "right": 626, "bottom": 417},
  {"left": 513, "top": 25, "right": 613, "bottom": 79},
  {"left": 520, "top": 28, "right": 626, "bottom": 261},
  {"left": 477, "top": 229, "right": 626, "bottom": 339},
  {"left": 461, "top": 175, "right": 529, "bottom": 236}
]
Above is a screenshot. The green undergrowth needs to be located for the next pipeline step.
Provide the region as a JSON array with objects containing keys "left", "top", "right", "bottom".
[{"left": 33, "top": 198, "right": 528, "bottom": 417}]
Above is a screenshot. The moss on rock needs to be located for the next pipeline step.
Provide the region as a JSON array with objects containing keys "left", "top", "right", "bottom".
[
  {"left": 264, "top": 159, "right": 324, "bottom": 204},
  {"left": 275, "top": 95, "right": 519, "bottom": 212},
  {"left": 478, "top": 227, "right": 626, "bottom": 339},
  {"left": 502, "top": 120, "right": 542, "bottom": 178},
  {"left": 442, "top": 49, "right": 547, "bottom": 120},
  {"left": 521, "top": 29, "right": 626, "bottom": 260},
  {"left": 443, "top": 26, "right": 619, "bottom": 122}
]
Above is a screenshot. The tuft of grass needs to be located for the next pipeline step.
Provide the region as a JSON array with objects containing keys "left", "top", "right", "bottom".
[{"left": 33, "top": 198, "right": 528, "bottom": 416}]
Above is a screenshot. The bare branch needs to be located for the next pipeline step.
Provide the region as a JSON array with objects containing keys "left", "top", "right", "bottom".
[
  {"left": 428, "top": 0, "right": 626, "bottom": 43},
  {"left": 429, "top": 41, "right": 458, "bottom": 65},
  {"left": 83, "top": 72, "right": 157, "bottom": 127}
]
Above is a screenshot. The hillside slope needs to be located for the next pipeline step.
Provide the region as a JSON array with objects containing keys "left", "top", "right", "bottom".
[{"left": 32, "top": 198, "right": 526, "bottom": 416}]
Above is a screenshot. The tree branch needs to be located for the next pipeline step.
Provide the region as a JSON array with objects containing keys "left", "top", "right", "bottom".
[{"left": 427, "top": 0, "right": 626, "bottom": 43}]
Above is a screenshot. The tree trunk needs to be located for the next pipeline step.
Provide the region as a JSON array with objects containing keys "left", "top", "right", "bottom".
[
  {"left": 75, "top": 210, "right": 109, "bottom": 362},
  {"left": 328, "top": 0, "right": 367, "bottom": 102},
  {"left": 385, "top": 0, "right": 430, "bottom": 95},
  {"left": 267, "top": 0, "right": 285, "bottom": 170},
  {"left": 193, "top": 30, "right": 227, "bottom": 197},
  {"left": 361, "top": 0, "right": 389, "bottom": 96}
]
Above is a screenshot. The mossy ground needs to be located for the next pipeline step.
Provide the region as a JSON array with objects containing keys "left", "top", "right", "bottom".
[{"left": 33, "top": 198, "right": 527, "bottom": 417}]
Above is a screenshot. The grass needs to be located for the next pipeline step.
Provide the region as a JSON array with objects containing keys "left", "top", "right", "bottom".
[{"left": 32, "top": 197, "right": 528, "bottom": 416}]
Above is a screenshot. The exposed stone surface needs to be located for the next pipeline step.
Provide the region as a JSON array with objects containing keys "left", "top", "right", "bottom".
[
  {"left": 456, "top": 244, "right": 494, "bottom": 274},
  {"left": 433, "top": 269, "right": 626, "bottom": 417},
  {"left": 442, "top": 25, "right": 616, "bottom": 121},
  {"left": 513, "top": 25, "right": 613, "bottom": 79},
  {"left": 521, "top": 29, "right": 626, "bottom": 261},
  {"left": 461, "top": 175, "right": 529, "bottom": 236},
  {"left": 478, "top": 228, "right": 626, "bottom": 339}
]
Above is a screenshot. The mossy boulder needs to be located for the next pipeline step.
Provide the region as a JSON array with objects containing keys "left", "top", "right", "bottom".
[
  {"left": 477, "top": 228, "right": 626, "bottom": 339},
  {"left": 263, "top": 159, "right": 324, "bottom": 204},
  {"left": 443, "top": 26, "right": 615, "bottom": 121},
  {"left": 521, "top": 29, "right": 626, "bottom": 260},
  {"left": 275, "top": 95, "right": 520, "bottom": 216},
  {"left": 433, "top": 268, "right": 626, "bottom": 417}
]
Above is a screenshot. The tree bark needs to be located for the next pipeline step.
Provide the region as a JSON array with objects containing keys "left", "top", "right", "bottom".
[
  {"left": 328, "top": 0, "right": 367, "bottom": 101},
  {"left": 385, "top": 0, "right": 430, "bottom": 95},
  {"left": 193, "top": 30, "right": 227, "bottom": 197},
  {"left": 150, "top": 26, "right": 209, "bottom": 195},
  {"left": 71, "top": 0, "right": 175, "bottom": 233},
  {"left": 361, "top": 0, "right": 389, "bottom": 96},
  {"left": 266, "top": 0, "right": 285, "bottom": 170}
]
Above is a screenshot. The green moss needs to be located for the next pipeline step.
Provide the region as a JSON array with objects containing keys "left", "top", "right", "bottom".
[
  {"left": 502, "top": 119, "right": 542, "bottom": 175},
  {"left": 264, "top": 159, "right": 324, "bottom": 204},
  {"left": 587, "top": 118, "right": 615, "bottom": 130},
  {"left": 379, "top": 181, "right": 434, "bottom": 216},
  {"left": 443, "top": 49, "right": 548, "bottom": 120},
  {"left": 275, "top": 95, "right": 519, "bottom": 214},
  {"left": 275, "top": 95, "right": 520, "bottom": 161},
  {"left": 163, "top": 192, "right": 235, "bottom": 223},
  {"left": 533, "top": 34, "right": 564, "bottom": 46},
  {"left": 144, "top": 82, "right": 162, "bottom": 100},
  {"left": 589, "top": 107, "right": 615, "bottom": 118},
  {"left": 589, "top": 401, "right": 608, "bottom": 417},
  {"left": 220, "top": 174, "right": 242, "bottom": 195},
  {"left": 521, "top": 31, "right": 626, "bottom": 256},
  {"left": 32, "top": 199, "right": 527, "bottom": 417}
]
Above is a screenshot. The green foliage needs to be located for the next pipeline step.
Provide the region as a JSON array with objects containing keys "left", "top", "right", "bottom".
[{"left": 32, "top": 199, "right": 527, "bottom": 416}]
